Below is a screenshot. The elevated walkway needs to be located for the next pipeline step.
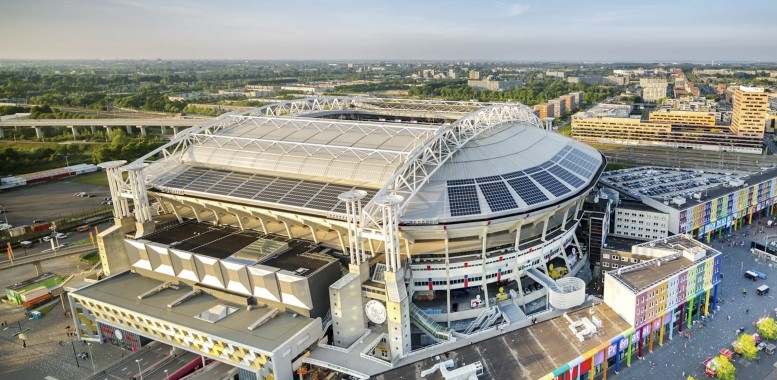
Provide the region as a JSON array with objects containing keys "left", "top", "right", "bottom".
[
  {"left": 526, "top": 267, "right": 559, "bottom": 292},
  {"left": 410, "top": 303, "right": 453, "bottom": 342}
]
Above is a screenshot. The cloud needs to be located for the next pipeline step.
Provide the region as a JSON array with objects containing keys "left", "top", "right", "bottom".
[{"left": 505, "top": 3, "right": 530, "bottom": 17}]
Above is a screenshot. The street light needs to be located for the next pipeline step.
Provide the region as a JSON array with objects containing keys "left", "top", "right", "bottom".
[
  {"left": 164, "top": 369, "right": 169, "bottom": 380},
  {"left": 136, "top": 359, "right": 144, "bottom": 380},
  {"left": 88, "top": 342, "right": 95, "bottom": 374}
]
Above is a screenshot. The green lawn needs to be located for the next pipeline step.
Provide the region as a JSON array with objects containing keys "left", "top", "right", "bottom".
[{"left": 69, "top": 171, "right": 109, "bottom": 187}]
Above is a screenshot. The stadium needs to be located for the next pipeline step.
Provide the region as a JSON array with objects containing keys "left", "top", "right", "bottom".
[{"left": 69, "top": 97, "right": 606, "bottom": 380}]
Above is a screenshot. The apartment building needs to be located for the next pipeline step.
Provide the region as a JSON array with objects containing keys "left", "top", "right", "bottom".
[
  {"left": 639, "top": 78, "right": 669, "bottom": 102},
  {"left": 613, "top": 201, "right": 669, "bottom": 241},
  {"left": 648, "top": 111, "right": 716, "bottom": 126},
  {"left": 731, "top": 86, "right": 769, "bottom": 138}
]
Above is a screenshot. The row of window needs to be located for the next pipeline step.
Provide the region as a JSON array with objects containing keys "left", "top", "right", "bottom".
[
  {"left": 412, "top": 269, "right": 515, "bottom": 287},
  {"left": 602, "top": 253, "right": 640, "bottom": 263}
]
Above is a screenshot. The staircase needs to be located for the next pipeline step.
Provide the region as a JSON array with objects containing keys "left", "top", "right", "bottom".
[{"left": 409, "top": 303, "right": 453, "bottom": 342}]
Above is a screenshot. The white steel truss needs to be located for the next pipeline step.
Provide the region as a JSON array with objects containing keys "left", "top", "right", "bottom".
[
  {"left": 360, "top": 104, "right": 544, "bottom": 232},
  {"left": 188, "top": 133, "right": 409, "bottom": 166}
]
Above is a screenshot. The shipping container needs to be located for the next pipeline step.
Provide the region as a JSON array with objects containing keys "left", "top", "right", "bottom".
[
  {"left": 23, "top": 293, "right": 52, "bottom": 309},
  {"left": 20, "top": 286, "right": 49, "bottom": 302}
]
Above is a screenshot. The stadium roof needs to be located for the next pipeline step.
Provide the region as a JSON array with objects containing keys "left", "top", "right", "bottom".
[{"left": 142, "top": 97, "right": 603, "bottom": 225}]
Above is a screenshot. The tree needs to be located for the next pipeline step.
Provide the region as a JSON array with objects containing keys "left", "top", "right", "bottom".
[
  {"left": 736, "top": 333, "right": 759, "bottom": 360},
  {"left": 758, "top": 317, "right": 777, "bottom": 340},
  {"left": 715, "top": 354, "right": 735, "bottom": 380}
]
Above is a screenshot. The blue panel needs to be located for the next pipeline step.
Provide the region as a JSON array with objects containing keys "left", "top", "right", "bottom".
[
  {"left": 447, "top": 185, "right": 482, "bottom": 216},
  {"left": 501, "top": 171, "right": 525, "bottom": 179},
  {"left": 475, "top": 175, "right": 503, "bottom": 184},
  {"left": 448, "top": 179, "right": 475, "bottom": 186},
  {"left": 547, "top": 165, "right": 585, "bottom": 187},
  {"left": 478, "top": 181, "right": 518, "bottom": 212},
  {"left": 507, "top": 176, "right": 548, "bottom": 205},
  {"left": 530, "top": 170, "right": 571, "bottom": 197},
  {"left": 524, "top": 166, "right": 543, "bottom": 174}
]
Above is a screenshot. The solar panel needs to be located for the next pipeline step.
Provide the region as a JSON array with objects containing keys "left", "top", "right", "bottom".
[
  {"left": 448, "top": 179, "right": 475, "bottom": 186},
  {"left": 523, "top": 166, "right": 543, "bottom": 174},
  {"left": 478, "top": 181, "right": 518, "bottom": 212},
  {"left": 530, "top": 170, "right": 571, "bottom": 197},
  {"left": 501, "top": 171, "right": 525, "bottom": 180},
  {"left": 547, "top": 165, "right": 585, "bottom": 188},
  {"left": 475, "top": 175, "right": 503, "bottom": 184},
  {"left": 447, "top": 185, "right": 481, "bottom": 216},
  {"left": 506, "top": 177, "right": 548, "bottom": 205}
]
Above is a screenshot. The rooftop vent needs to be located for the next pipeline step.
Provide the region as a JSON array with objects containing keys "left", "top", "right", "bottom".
[{"left": 195, "top": 304, "right": 239, "bottom": 323}]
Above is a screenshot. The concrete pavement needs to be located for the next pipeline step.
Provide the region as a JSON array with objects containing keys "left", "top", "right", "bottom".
[{"left": 617, "top": 218, "right": 777, "bottom": 379}]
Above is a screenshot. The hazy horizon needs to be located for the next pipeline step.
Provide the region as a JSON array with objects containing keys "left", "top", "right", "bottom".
[{"left": 2, "top": 0, "right": 776, "bottom": 62}]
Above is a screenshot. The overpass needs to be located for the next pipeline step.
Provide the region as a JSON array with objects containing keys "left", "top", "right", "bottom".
[
  {"left": 0, "top": 118, "right": 212, "bottom": 138},
  {"left": 0, "top": 244, "right": 97, "bottom": 274}
]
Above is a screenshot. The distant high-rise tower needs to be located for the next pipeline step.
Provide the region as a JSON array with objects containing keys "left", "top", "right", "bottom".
[
  {"left": 731, "top": 86, "right": 768, "bottom": 137},
  {"left": 468, "top": 70, "right": 480, "bottom": 80}
]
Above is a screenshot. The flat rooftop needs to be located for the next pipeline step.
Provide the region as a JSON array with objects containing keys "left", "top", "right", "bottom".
[
  {"left": 141, "top": 220, "right": 336, "bottom": 274},
  {"left": 599, "top": 166, "right": 741, "bottom": 202},
  {"left": 376, "top": 302, "right": 632, "bottom": 380},
  {"left": 72, "top": 271, "right": 317, "bottom": 354},
  {"left": 573, "top": 103, "right": 632, "bottom": 119},
  {"left": 604, "top": 236, "right": 643, "bottom": 252},
  {"left": 669, "top": 166, "right": 777, "bottom": 209},
  {"left": 608, "top": 235, "right": 720, "bottom": 293}
]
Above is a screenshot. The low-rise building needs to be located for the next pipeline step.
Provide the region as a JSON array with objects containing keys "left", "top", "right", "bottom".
[
  {"left": 613, "top": 201, "right": 669, "bottom": 241},
  {"left": 648, "top": 110, "right": 716, "bottom": 126},
  {"left": 467, "top": 79, "right": 522, "bottom": 91}
]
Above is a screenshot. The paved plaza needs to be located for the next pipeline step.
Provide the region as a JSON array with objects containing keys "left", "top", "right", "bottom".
[{"left": 618, "top": 218, "right": 777, "bottom": 379}]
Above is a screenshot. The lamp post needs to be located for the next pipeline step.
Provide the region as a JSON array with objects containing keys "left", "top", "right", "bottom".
[
  {"left": 136, "top": 359, "right": 144, "bottom": 380},
  {"left": 88, "top": 342, "right": 95, "bottom": 374},
  {"left": 164, "top": 369, "right": 169, "bottom": 380}
]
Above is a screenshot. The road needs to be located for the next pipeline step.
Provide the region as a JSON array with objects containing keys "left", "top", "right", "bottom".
[{"left": 617, "top": 217, "right": 777, "bottom": 379}]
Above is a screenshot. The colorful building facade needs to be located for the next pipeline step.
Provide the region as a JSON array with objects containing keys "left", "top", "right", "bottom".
[
  {"left": 643, "top": 167, "right": 777, "bottom": 243},
  {"left": 540, "top": 236, "right": 721, "bottom": 380}
]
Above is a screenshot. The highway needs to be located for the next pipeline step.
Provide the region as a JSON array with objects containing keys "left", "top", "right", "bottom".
[
  {"left": 0, "top": 244, "right": 97, "bottom": 271},
  {"left": 0, "top": 118, "right": 211, "bottom": 127}
]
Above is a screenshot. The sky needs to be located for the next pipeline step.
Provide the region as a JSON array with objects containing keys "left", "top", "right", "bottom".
[{"left": 1, "top": 0, "right": 776, "bottom": 62}]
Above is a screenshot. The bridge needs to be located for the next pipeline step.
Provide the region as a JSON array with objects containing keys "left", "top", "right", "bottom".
[
  {"left": 0, "top": 118, "right": 212, "bottom": 138},
  {"left": 0, "top": 244, "right": 97, "bottom": 274}
]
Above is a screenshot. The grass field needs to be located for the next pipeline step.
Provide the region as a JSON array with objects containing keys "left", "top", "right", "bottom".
[{"left": 69, "top": 171, "right": 109, "bottom": 187}]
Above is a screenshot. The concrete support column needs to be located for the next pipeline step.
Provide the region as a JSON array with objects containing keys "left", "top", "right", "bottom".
[
  {"left": 33, "top": 261, "right": 43, "bottom": 275},
  {"left": 626, "top": 334, "right": 633, "bottom": 366},
  {"left": 172, "top": 126, "right": 180, "bottom": 136},
  {"left": 34, "top": 126, "right": 43, "bottom": 138},
  {"left": 659, "top": 315, "right": 666, "bottom": 345},
  {"left": 105, "top": 126, "right": 113, "bottom": 135},
  {"left": 590, "top": 354, "right": 596, "bottom": 379},
  {"left": 602, "top": 346, "right": 608, "bottom": 380},
  {"left": 0, "top": 127, "right": 4, "bottom": 138},
  {"left": 704, "top": 289, "right": 711, "bottom": 317},
  {"left": 161, "top": 125, "right": 167, "bottom": 134},
  {"left": 90, "top": 125, "right": 97, "bottom": 134},
  {"left": 138, "top": 126, "right": 146, "bottom": 136},
  {"left": 637, "top": 325, "right": 643, "bottom": 358},
  {"left": 669, "top": 312, "right": 674, "bottom": 340},
  {"left": 68, "top": 125, "right": 77, "bottom": 139},
  {"left": 678, "top": 302, "right": 685, "bottom": 333},
  {"left": 687, "top": 297, "right": 694, "bottom": 328},
  {"left": 480, "top": 225, "right": 490, "bottom": 308},
  {"left": 711, "top": 284, "right": 719, "bottom": 311},
  {"left": 614, "top": 337, "right": 621, "bottom": 373},
  {"left": 648, "top": 320, "right": 654, "bottom": 352},
  {"left": 125, "top": 125, "right": 133, "bottom": 135}
]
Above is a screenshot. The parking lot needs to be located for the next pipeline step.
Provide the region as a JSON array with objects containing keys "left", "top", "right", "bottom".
[
  {"left": 618, "top": 218, "right": 777, "bottom": 379},
  {"left": 600, "top": 166, "right": 739, "bottom": 200},
  {"left": 0, "top": 179, "right": 110, "bottom": 228}
]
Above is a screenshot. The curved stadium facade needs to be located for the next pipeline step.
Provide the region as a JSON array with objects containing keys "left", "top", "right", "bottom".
[{"left": 69, "top": 97, "right": 606, "bottom": 380}]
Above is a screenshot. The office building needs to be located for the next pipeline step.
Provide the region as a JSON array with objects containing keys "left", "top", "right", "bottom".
[
  {"left": 639, "top": 78, "right": 669, "bottom": 102},
  {"left": 731, "top": 86, "right": 769, "bottom": 138},
  {"left": 534, "top": 103, "right": 555, "bottom": 119},
  {"left": 648, "top": 111, "right": 716, "bottom": 126},
  {"left": 612, "top": 201, "right": 669, "bottom": 241}
]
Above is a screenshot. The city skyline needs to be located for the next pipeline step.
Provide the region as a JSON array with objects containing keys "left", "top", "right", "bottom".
[{"left": 1, "top": 0, "right": 776, "bottom": 61}]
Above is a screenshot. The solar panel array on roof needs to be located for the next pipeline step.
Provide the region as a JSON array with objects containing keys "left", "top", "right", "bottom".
[
  {"left": 443, "top": 144, "right": 601, "bottom": 216},
  {"left": 447, "top": 184, "right": 481, "bottom": 216},
  {"left": 547, "top": 165, "right": 585, "bottom": 187},
  {"left": 560, "top": 147, "right": 599, "bottom": 178},
  {"left": 478, "top": 181, "right": 518, "bottom": 212},
  {"left": 506, "top": 176, "right": 548, "bottom": 205},
  {"left": 529, "top": 171, "right": 571, "bottom": 197},
  {"left": 159, "top": 167, "right": 377, "bottom": 214}
]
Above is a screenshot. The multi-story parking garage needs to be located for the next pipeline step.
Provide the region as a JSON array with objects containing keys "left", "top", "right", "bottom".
[{"left": 69, "top": 97, "right": 605, "bottom": 379}]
